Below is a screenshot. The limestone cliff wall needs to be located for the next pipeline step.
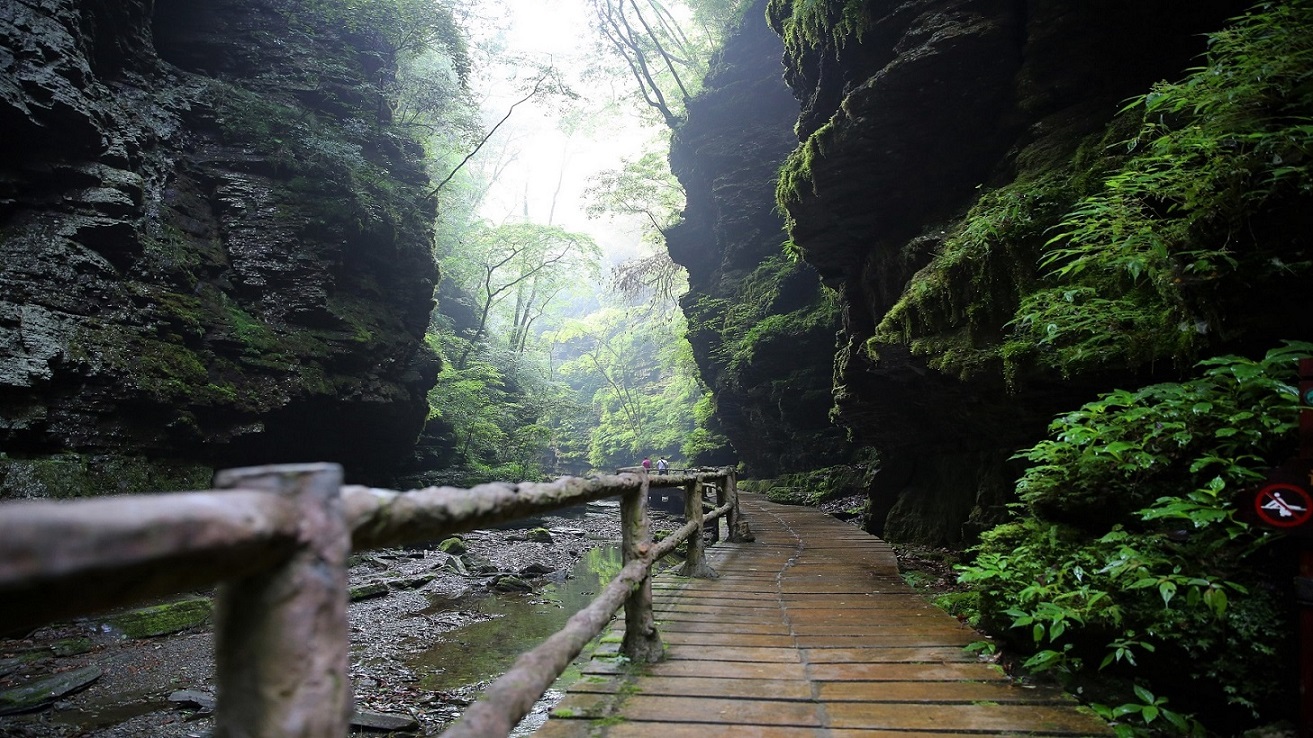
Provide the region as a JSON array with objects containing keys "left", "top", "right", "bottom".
[
  {"left": 666, "top": 0, "right": 850, "bottom": 477},
  {"left": 0, "top": 0, "right": 439, "bottom": 496},
  {"left": 768, "top": 0, "right": 1257, "bottom": 543}
]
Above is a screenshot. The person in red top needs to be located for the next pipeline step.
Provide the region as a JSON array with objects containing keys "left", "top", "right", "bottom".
[{"left": 641, "top": 456, "right": 652, "bottom": 470}]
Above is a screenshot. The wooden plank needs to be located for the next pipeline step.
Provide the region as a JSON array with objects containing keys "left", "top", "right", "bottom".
[
  {"left": 607, "top": 695, "right": 823, "bottom": 727},
  {"left": 808, "top": 661, "right": 1009, "bottom": 682},
  {"left": 535, "top": 723, "right": 839, "bottom": 738},
  {"left": 652, "top": 620, "right": 791, "bottom": 635},
  {"left": 542, "top": 494, "right": 1111, "bottom": 737},
  {"left": 817, "top": 680, "right": 1082, "bottom": 704},
  {"left": 789, "top": 625, "right": 978, "bottom": 639},
  {"left": 658, "top": 631, "right": 797, "bottom": 648},
  {"left": 583, "top": 659, "right": 809, "bottom": 680},
  {"left": 568, "top": 676, "right": 813, "bottom": 700},
  {"left": 826, "top": 701, "right": 1114, "bottom": 734},
  {"left": 802, "top": 646, "right": 976, "bottom": 663},
  {"left": 663, "top": 645, "right": 799, "bottom": 663}
]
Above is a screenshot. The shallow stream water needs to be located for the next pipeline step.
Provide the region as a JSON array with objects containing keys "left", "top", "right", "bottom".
[{"left": 408, "top": 544, "right": 624, "bottom": 692}]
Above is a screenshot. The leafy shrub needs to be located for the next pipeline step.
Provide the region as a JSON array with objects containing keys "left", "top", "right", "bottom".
[
  {"left": 1011, "top": 0, "right": 1313, "bottom": 375},
  {"left": 960, "top": 342, "right": 1312, "bottom": 734}
]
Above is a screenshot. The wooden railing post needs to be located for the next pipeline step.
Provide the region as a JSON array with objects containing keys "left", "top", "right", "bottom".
[
  {"left": 620, "top": 469, "right": 663, "bottom": 663},
  {"left": 709, "top": 481, "right": 723, "bottom": 544},
  {"left": 679, "top": 476, "right": 717, "bottom": 578},
  {"left": 726, "top": 467, "right": 748, "bottom": 543},
  {"left": 212, "top": 464, "right": 351, "bottom": 738}
]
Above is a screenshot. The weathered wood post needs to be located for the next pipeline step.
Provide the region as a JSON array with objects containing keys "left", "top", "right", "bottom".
[
  {"left": 620, "top": 468, "right": 663, "bottom": 662},
  {"left": 710, "top": 481, "right": 723, "bottom": 544},
  {"left": 212, "top": 463, "right": 351, "bottom": 738},
  {"left": 679, "top": 475, "right": 717, "bottom": 578},
  {"left": 726, "top": 467, "right": 750, "bottom": 543}
]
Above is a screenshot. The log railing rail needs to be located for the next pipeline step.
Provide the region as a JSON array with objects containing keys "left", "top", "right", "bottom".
[{"left": 0, "top": 462, "right": 743, "bottom": 737}]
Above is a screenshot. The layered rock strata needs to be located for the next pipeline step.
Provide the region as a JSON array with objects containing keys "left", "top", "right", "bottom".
[
  {"left": 0, "top": 0, "right": 439, "bottom": 496},
  {"left": 667, "top": 0, "right": 849, "bottom": 476},
  {"left": 768, "top": 0, "right": 1248, "bottom": 542}
]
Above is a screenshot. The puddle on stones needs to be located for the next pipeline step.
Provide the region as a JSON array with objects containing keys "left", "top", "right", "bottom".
[{"left": 408, "top": 545, "right": 625, "bottom": 692}]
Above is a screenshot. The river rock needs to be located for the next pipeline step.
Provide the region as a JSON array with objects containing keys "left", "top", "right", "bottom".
[
  {"left": 438, "top": 537, "right": 467, "bottom": 555},
  {"left": 103, "top": 597, "right": 211, "bottom": 638},
  {"left": 349, "top": 582, "right": 390, "bottom": 602},
  {"left": 168, "top": 689, "right": 216, "bottom": 712},
  {"left": 526, "top": 528, "right": 554, "bottom": 544},
  {"left": 352, "top": 709, "right": 419, "bottom": 731},
  {"left": 439, "top": 555, "right": 470, "bottom": 576},
  {"left": 0, "top": 665, "right": 102, "bottom": 715},
  {"left": 50, "top": 637, "right": 92, "bottom": 657},
  {"left": 518, "top": 562, "right": 554, "bottom": 578},
  {"left": 391, "top": 573, "right": 435, "bottom": 590},
  {"left": 492, "top": 576, "right": 532, "bottom": 593}
]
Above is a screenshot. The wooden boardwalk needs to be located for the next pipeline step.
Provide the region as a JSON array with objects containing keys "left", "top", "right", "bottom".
[{"left": 536, "top": 493, "right": 1111, "bottom": 737}]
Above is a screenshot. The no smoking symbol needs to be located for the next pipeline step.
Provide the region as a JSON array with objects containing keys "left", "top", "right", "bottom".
[{"left": 1254, "top": 483, "right": 1313, "bottom": 528}]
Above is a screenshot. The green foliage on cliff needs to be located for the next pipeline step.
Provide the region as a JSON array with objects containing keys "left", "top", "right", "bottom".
[
  {"left": 872, "top": 172, "right": 1079, "bottom": 381},
  {"left": 701, "top": 253, "right": 839, "bottom": 376},
  {"left": 1013, "top": 0, "right": 1313, "bottom": 375},
  {"left": 298, "top": 0, "right": 468, "bottom": 69},
  {"left": 960, "top": 342, "right": 1311, "bottom": 730},
  {"left": 774, "top": 121, "right": 831, "bottom": 250},
  {"left": 870, "top": 1, "right": 1313, "bottom": 382},
  {"left": 766, "top": 0, "right": 870, "bottom": 59}
]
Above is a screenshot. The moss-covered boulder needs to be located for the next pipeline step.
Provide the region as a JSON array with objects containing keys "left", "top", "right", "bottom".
[
  {"left": 102, "top": 597, "right": 211, "bottom": 638},
  {"left": 437, "top": 537, "right": 467, "bottom": 555}
]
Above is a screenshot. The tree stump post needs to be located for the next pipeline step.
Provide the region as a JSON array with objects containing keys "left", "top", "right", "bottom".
[
  {"left": 621, "top": 469, "right": 663, "bottom": 662},
  {"left": 212, "top": 463, "right": 351, "bottom": 738}
]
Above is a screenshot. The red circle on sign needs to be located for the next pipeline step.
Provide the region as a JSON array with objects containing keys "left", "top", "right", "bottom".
[{"left": 1254, "top": 483, "right": 1313, "bottom": 528}]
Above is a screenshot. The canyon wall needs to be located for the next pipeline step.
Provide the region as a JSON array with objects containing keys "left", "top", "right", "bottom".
[
  {"left": 763, "top": 0, "right": 1309, "bottom": 543},
  {"left": 0, "top": 0, "right": 439, "bottom": 496}
]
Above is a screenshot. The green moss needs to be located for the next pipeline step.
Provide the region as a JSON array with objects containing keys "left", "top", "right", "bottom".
[
  {"left": 131, "top": 341, "right": 210, "bottom": 400},
  {"left": 437, "top": 537, "right": 467, "bottom": 555},
  {"left": 49, "top": 638, "right": 93, "bottom": 657},
  {"left": 767, "top": 0, "right": 872, "bottom": 61},
  {"left": 104, "top": 597, "right": 212, "bottom": 639},
  {"left": 774, "top": 122, "right": 834, "bottom": 221},
  {"left": 752, "top": 461, "right": 873, "bottom": 507},
  {"left": 871, "top": 172, "right": 1083, "bottom": 381},
  {"left": 0, "top": 454, "right": 213, "bottom": 500}
]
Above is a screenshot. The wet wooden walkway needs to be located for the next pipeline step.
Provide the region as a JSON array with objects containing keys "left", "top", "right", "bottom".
[{"left": 536, "top": 493, "right": 1111, "bottom": 737}]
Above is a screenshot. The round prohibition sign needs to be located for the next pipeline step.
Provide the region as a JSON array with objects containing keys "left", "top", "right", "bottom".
[{"left": 1254, "top": 482, "right": 1313, "bottom": 528}]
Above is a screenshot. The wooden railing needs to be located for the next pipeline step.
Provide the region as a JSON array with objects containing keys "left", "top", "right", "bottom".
[{"left": 0, "top": 463, "right": 744, "bottom": 737}]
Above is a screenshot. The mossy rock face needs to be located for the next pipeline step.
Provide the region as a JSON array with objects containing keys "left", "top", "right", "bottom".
[
  {"left": 764, "top": 486, "right": 808, "bottom": 505},
  {"left": 526, "top": 528, "right": 554, "bottom": 544},
  {"left": 0, "top": 454, "right": 213, "bottom": 501},
  {"left": 437, "top": 537, "right": 467, "bottom": 555},
  {"left": 103, "top": 597, "right": 212, "bottom": 639}
]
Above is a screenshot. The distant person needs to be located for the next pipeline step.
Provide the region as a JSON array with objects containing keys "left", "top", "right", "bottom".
[
  {"left": 656, "top": 457, "right": 669, "bottom": 475},
  {"left": 641, "top": 456, "right": 652, "bottom": 471}
]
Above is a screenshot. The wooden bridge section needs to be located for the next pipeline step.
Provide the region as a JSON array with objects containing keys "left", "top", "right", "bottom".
[{"left": 538, "top": 493, "right": 1112, "bottom": 737}]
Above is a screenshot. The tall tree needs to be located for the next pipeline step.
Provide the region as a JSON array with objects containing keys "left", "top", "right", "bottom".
[{"left": 445, "top": 222, "right": 601, "bottom": 369}]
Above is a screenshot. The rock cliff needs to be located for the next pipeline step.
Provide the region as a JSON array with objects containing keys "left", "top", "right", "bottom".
[
  {"left": 766, "top": 0, "right": 1286, "bottom": 543},
  {"left": 667, "top": 0, "right": 850, "bottom": 477},
  {"left": 0, "top": 0, "right": 439, "bottom": 497}
]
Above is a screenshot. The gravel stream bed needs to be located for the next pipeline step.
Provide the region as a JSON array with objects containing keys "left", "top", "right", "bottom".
[{"left": 0, "top": 503, "right": 681, "bottom": 737}]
